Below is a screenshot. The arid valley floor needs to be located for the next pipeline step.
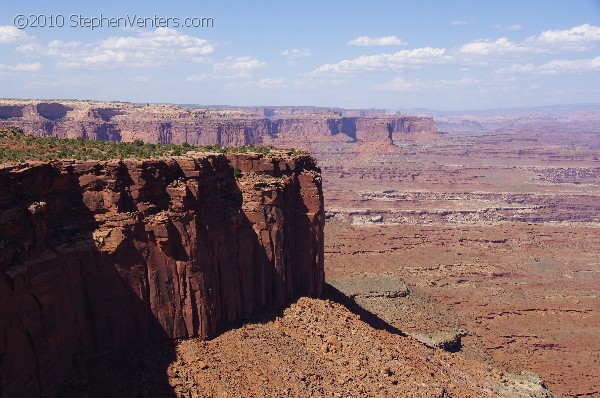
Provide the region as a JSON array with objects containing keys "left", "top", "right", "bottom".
[{"left": 322, "top": 125, "right": 600, "bottom": 397}]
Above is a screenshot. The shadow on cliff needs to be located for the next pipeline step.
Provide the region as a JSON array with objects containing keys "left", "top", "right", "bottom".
[
  {"left": 62, "top": 158, "right": 321, "bottom": 397},
  {"left": 3, "top": 157, "right": 325, "bottom": 398},
  {"left": 47, "top": 173, "right": 179, "bottom": 398},
  {"left": 0, "top": 163, "right": 178, "bottom": 397},
  {"left": 324, "top": 284, "right": 407, "bottom": 337}
]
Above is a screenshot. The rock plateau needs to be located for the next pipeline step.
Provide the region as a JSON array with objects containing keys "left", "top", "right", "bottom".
[{"left": 0, "top": 151, "right": 324, "bottom": 397}]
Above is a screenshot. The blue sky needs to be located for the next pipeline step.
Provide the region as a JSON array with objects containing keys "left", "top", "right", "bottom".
[{"left": 1, "top": 0, "right": 600, "bottom": 110}]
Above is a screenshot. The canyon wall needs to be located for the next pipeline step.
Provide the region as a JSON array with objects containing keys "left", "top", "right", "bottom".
[
  {"left": 0, "top": 152, "right": 324, "bottom": 397},
  {"left": 0, "top": 101, "right": 438, "bottom": 146}
]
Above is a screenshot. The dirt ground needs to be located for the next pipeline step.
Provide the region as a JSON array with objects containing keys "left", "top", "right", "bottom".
[
  {"left": 325, "top": 221, "right": 600, "bottom": 397},
  {"left": 61, "top": 296, "right": 555, "bottom": 398}
]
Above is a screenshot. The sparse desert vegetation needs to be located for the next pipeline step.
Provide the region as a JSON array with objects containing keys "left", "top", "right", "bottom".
[{"left": 0, "top": 127, "right": 306, "bottom": 163}]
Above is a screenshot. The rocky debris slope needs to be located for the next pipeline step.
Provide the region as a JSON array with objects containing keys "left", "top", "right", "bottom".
[
  {"left": 329, "top": 274, "right": 467, "bottom": 353},
  {"left": 66, "top": 297, "right": 556, "bottom": 398},
  {"left": 0, "top": 100, "right": 437, "bottom": 146},
  {"left": 0, "top": 151, "right": 324, "bottom": 397}
]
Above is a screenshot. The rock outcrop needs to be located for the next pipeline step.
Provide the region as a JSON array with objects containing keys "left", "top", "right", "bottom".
[
  {"left": 0, "top": 100, "right": 438, "bottom": 146},
  {"left": 0, "top": 152, "right": 324, "bottom": 397}
]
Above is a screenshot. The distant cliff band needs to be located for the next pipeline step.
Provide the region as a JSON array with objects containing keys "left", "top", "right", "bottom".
[{"left": 0, "top": 100, "right": 438, "bottom": 146}]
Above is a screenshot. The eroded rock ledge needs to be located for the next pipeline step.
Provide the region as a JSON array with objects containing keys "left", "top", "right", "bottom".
[
  {"left": 0, "top": 152, "right": 324, "bottom": 397},
  {"left": 0, "top": 100, "right": 438, "bottom": 145}
]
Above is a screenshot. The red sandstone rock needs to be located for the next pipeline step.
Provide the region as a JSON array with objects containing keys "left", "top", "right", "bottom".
[
  {"left": 0, "top": 100, "right": 438, "bottom": 146},
  {"left": 0, "top": 152, "right": 324, "bottom": 397}
]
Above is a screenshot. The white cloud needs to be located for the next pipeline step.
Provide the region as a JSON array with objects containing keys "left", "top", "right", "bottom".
[
  {"left": 185, "top": 74, "right": 208, "bottom": 82},
  {"left": 227, "top": 77, "right": 306, "bottom": 90},
  {"left": 459, "top": 37, "right": 530, "bottom": 56},
  {"left": 216, "top": 57, "right": 267, "bottom": 70},
  {"left": 376, "top": 76, "right": 521, "bottom": 97},
  {"left": 314, "top": 47, "right": 450, "bottom": 74},
  {"left": 100, "top": 27, "right": 213, "bottom": 55},
  {"left": 0, "top": 25, "right": 32, "bottom": 44},
  {"left": 14, "top": 62, "right": 42, "bottom": 72},
  {"left": 496, "top": 24, "right": 522, "bottom": 31},
  {"left": 495, "top": 63, "right": 537, "bottom": 74},
  {"left": 378, "top": 77, "right": 421, "bottom": 91},
  {"left": 18, "top": 28, "right": 214, "bottom": 69},
  {"left": 224, "top": 75, "right": 345, "bottom": 90},
  {"left": 254, "top": 78, "right": 295, "bottom": 89},
  {"left": 459, "top": 24, "right": 600, "bottom": 60},
  {"left": 213, "top": 56, "right": 267, "bottom": 79},
  {"left": 216, "top": 56, "right": 266, "bottom": 71},
  {"left": 534, "top": 24, "right": 600, "bottom": 45},
  {"left": 452, "top": 20, "right": 473, "bottom": 26},
  {"left": 17, "top": 40, "right": 85, "bottom": 60},
  {"left": 528, "top": 24, "right": 600, "bottom": 52},
  {"left": 497, "top": 56, "right": 600, "bottom": 75},
  {"left": 281, "top": 48, "right": 312, "bottom": 59},
  {"left": 539, "top": 56, "right": 600, "bottom": 74},
  {"left": 0, "top": 62, "right": 41, "bottom": 74},
  {"left": 377, "top": 77, "right": 479, "bottom": 91},
  {"left": 347, "top": 36, "right": 407, "bottom": 46},
  {"left": 315, "top": 24, "right": 600, "bottom": 78}
]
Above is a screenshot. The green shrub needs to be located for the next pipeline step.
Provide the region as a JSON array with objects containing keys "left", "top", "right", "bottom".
[{"left": 0, "top": 128, "right": 306, "bottom": 163}]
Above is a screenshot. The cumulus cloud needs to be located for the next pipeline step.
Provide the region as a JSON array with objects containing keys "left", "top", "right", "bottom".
[
  {"left": 452, "top": 20, "right": 473, "bottom": 26},
  {"left": 13, "top": 62, "right": 42, "bottom": 72},
  {"left": 17, "top": 28, "right": 214, "bottom": 69},
  {"left": 17, "top": 40, "right": 84, "bottom": 59},
  {"left": 101, "top": 27, "right": 213, "bottom": 55},
  {"left": 314, "top": 23, "right": 600, "bottom": 79},
  {"left": 0, "top": 25, "right": 32, "bottom": 44},
  {"left": 497, "top": 56, "right": 600, "bottom": 75},
  {"left": 227, "top": 77, "right": 307, "bottom": 90},
  {"left": 460, "top": 24, "right": 600, "bottom": 59},
  {"left": 496, "top": 24, "right": 523, "bottom": 31},
  {"left": 213, "top": 56, "right": 267, "bottom": 79},
  {"left": 459, "top": 37, "right": 530, "bottom": 56},
  {"left": 281, "top": 49, "right": 311, "bottom": 65},
  {"left": 185, "top": 73, "right": 208, "bottom": 82},
  {"left": 185, "top": 56, "right": 267, "bottom": 82},
  {"left": 0, "top": 62, "right": 41, "bottom": 74},
  {"left": 347, "top": 36, "right": 407, "bottom": 46},
  {"left": 215, "top": 56, "right": 266, "bottom": 71},
  {"left": 529, "top": 24, "right": 600, "bottom": 52},
  {"left": 539, "top": 56, "right": 600, "bottom": 74},
  {"left": 377, "top": 77, "right": 479, "bottom": 91},
  {"left": 281, "top": 48, "right": 312, "bottom": 59},
  {"left": 377, "top": 77, "right": 421, "bottom": 91},
  {"left": 495, "top": 63, "right": 537, "bottom": 74},
  {"left": 314, "top": 47, "right": 450, "bottom": 74}
]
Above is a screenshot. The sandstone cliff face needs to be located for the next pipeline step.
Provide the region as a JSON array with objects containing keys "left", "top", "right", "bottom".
[
  {"left": 0, "top": 100, "right": 438, "bottom": 146},
  {"left": 0, "top": 152, "right": 324, "bottom": 397}
]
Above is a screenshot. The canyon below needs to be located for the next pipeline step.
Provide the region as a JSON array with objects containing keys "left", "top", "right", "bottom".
[{"left": 1, "top": 99, "right": 600, "bottom": 397}]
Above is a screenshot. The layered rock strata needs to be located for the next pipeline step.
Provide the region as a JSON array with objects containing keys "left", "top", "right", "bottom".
[
  {"left": 0, "top": 152, "right": 324, "bottom": 397},
  {"left": 0, "top": 100, "right": 438, "bottom": 145}
]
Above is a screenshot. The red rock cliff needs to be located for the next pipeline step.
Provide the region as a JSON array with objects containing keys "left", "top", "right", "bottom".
[
  {"left": 0, "top": 100, "right": 438, "bottom": 146},
  {"left": 0, "top": 152, "right": 324, "bottom": 397}
]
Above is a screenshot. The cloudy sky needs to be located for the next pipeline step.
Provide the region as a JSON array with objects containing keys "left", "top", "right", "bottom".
[{"left": 1, "top": 0, "right": 600, "bottom": 110}]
